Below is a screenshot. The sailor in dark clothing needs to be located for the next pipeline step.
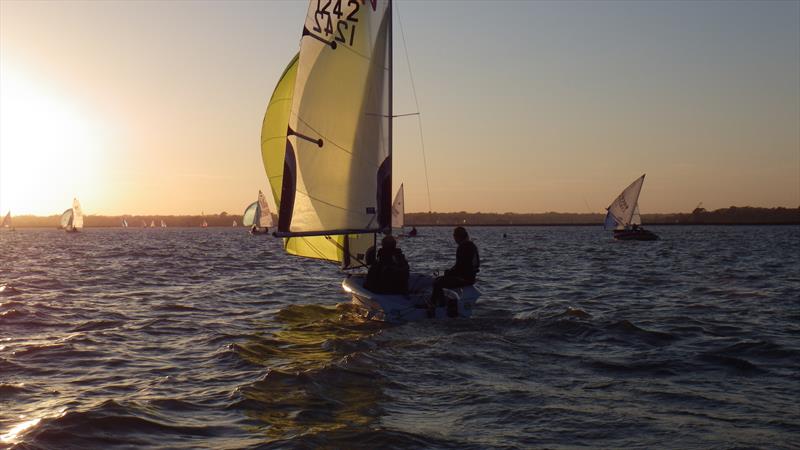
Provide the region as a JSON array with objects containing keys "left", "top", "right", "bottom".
[
  {"left": 430, "top": 226, "right": 480, "bottom": 317},
  {"left": 364, "top": 235, "right": 409, "bottom": 295}
]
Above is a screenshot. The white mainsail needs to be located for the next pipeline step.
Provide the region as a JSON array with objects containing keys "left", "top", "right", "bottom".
[
  {"left": 392, "top": 184, "right": 404, "bottom": 229},
  {"left": 122, "top": 218, "right": 128, "bottom": 228},
  {"left": 605, "top": 174, "right": 646, "bottom": 230},
  {"left": 279, "top": 0, "right": 392, "bottom": 235},
  {"left": 161, "top": 220, "right": 167, "bottom": 228},
  {"left": 261, "top": 1, "right": 395, "bottom": 268},
  {"left": 257, "top": 190, "right": 273, "bottom": 228},
  {"left": 1, "top": 211, "right": 11, "bottom": 228},
  {"left": 72, "top": 198, "right": 84, "bottom": 229}
]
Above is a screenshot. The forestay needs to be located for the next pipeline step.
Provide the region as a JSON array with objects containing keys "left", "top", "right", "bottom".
[{"left": 605, "top": 174, "right": 645, "bottom": 230}]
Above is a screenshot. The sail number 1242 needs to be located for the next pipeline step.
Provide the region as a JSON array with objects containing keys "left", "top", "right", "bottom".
[{"left": 312, "top": 0, "right": 360, "bottom": 47}]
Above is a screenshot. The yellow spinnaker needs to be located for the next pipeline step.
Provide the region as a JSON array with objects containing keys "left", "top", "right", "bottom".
[{"left": 260, "top": 54, "right": 373, "bottom": 268}]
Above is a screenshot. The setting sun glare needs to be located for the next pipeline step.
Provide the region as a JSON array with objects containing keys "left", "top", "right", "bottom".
[{"left": 0, "top": 64, "right": 106, "bottom": 216}]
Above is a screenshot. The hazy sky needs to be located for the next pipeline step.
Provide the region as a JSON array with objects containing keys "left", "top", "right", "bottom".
[{"left": 1, "top": 0, "right": 798, "bottom": 216}]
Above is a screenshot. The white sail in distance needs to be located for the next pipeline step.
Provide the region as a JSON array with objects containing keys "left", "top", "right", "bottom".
[
  {"left": 242, "top": 202, "right": 258, "bottom": 227},
  {"left": 1, "top": 211, "right": 10, "bottom": 228},
  {"left": 392, "top": 184, "right": 404, "bottom": 229},
  {"left": 60, "top": 209, "right": 73, "bottom": 229},
  {"left": 72, "top": 198, "right": 83, "bottom": 229},
  {"left": 257, "top": 190, "right": 273, "bottom": 228},
  {"left": 605, "top": 174, "right": 645, "bottom": 230}
]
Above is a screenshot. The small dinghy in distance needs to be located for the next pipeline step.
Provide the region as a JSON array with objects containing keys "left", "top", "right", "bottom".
[
  {"left": 343, "top": 273, "right": 480, "bottom": 323},
  {"left": 242, "top": 190, "right": 272, "bottom": 234},
  {"left": 605, "top": 174, "right": 659, "bottom": 241},
  {"left": 61, "top": 198, "right": 83, "bottom": 233},
  {"left": 1, "top": 211, "right": 14, "bottom": 231}
]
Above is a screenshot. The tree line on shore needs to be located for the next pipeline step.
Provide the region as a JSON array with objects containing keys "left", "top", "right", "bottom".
[
  {"left": 5, "top": 206, "right": 798, "bottom": 228},
  {"left": 407, "top": 206, "right": 799, "bottom": 226}
]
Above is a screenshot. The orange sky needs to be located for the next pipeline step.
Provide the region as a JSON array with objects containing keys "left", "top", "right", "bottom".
[{"left": 1, "top": 1, "right": 798, "bottom": 216}]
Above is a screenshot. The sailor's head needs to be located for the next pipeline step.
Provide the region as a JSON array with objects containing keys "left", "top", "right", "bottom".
[
  {"left": 453, "top": 226, "right": 468, "bottom": 244},
  {"left": 381, "top": 235, "right": 397, "bottom": 251}
]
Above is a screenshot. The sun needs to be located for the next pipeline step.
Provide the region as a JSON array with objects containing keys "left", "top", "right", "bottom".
[{"left": 0, "top": 64, "right": 104, "bottom": 216}]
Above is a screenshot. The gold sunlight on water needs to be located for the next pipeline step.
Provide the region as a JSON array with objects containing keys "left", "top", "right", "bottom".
[
  {"left": 0, "top": 417, "right": 41, "bottom": 444},
  {"left": 0, "top": 406, "right": 68, "bottom": 444}
]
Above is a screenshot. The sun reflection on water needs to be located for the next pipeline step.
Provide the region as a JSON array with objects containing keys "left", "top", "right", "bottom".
[{"left": 0, "top": 407, "right": 68, "bottom": 445}]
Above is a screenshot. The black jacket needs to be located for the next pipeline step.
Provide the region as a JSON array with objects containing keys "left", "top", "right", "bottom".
[
  {"left": 445, "top": 240, "right": 480, "bottom": 283},
  {"left": 364, "top": 248, "right": 410, "bottom": 294}
]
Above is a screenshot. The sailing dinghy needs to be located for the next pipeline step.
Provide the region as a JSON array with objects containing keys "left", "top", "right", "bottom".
[
  {"left": 61, "top": 198, "right": 83, "bottom": 232},
  {"left": 605, "top": 174, "right": 659, "bottom": 241},
  {"left": 391, "top": 184, "right": 405, "bottom": 237},
  {"left": 262, "top": 0, "right": 479, "bottom": 322},
  {"left": 2, "top": 211, "right": 14, "bottom": 231},
  {"left": 242, "top": 190, "right": 273, "bottom": 234}
]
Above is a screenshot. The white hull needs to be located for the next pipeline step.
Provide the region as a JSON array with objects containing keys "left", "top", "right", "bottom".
[{"left": 342, "top": 273, "right": 480, "bottom": 323}]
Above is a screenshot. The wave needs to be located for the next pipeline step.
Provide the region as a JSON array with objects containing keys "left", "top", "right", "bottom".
[
  {"left": 70, "top": 319, "right": 125, "bottom": 332},
  {"left": 23, "top": 400, "right": 234, "bottom": 449}
]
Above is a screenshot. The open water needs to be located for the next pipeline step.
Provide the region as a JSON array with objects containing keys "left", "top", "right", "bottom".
[{"left": 1, "top": 226, "right": 799, "bottom": 449}]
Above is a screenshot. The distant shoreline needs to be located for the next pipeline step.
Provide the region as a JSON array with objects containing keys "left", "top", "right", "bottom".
[
  {"left": 3, "top": 206, "right": 798, "bottom": 227},
  {"left": 4, "top": 222, "right": 798, "bottom": 229}
]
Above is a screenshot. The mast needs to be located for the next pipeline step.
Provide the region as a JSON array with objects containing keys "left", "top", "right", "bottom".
[{"left": 388, "top": 0, "right": 393, "bottom": 228}]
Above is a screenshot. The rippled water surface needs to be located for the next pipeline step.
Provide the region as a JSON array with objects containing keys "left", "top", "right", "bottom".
[{"left": 1, "top": 226, "right": 799, "bottom": 449}]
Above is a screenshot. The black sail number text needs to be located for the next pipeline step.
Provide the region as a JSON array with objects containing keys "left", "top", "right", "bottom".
[{"left": 312, "top": 0, "right": 359, "bottom": 47}]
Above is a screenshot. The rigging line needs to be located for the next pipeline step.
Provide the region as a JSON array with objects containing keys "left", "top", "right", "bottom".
[
  {"left": 324, "top": 236, "right": 370, "bottom": 269},
  {"left": 396, "top": 2, "right": 432, "bottom": 213},
  {"left": 292, "top": 114, "right": 353, "bottom": 156}
]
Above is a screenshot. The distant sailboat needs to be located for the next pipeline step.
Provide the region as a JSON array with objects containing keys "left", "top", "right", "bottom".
[
  {"left": 232, "top": 220, "right": 238, "bottom": 227},
  {"left": 242, "top": 190, "right": 273, "bottom": 234},
  {"left": 61, "top": 198, "right": 83, "bottom": 232},
  {"left": 160, "top": 220, "right": 167, "bottom": 228},
  {"left": 604, "top": 174, "right": 659, "bottom": 241},
  {"left": 201, "top": 213, "right": 208, "bottom": 228},
  {"left": 391, "top": 184, "right": 405, "bottom": 236},
  {"left": 141, "top": 220, "right": 148, "bottom": 228},
  {"left": 122, "top": 218, "right": 128, "bottom": 228},
  {"left": 263, "top": 0, "right": 479, "bottom": 321},
  {"left": 2, "top": 211, "right": 14, "bottom": 231}
]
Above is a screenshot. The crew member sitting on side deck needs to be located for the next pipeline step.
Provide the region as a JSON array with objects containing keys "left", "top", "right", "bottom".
[
  {"left": 429, "top": 226, "right": 480, "bottom": 317},
  {"left": 364, "top": 235, "right": 409, "bottom": 295}
]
